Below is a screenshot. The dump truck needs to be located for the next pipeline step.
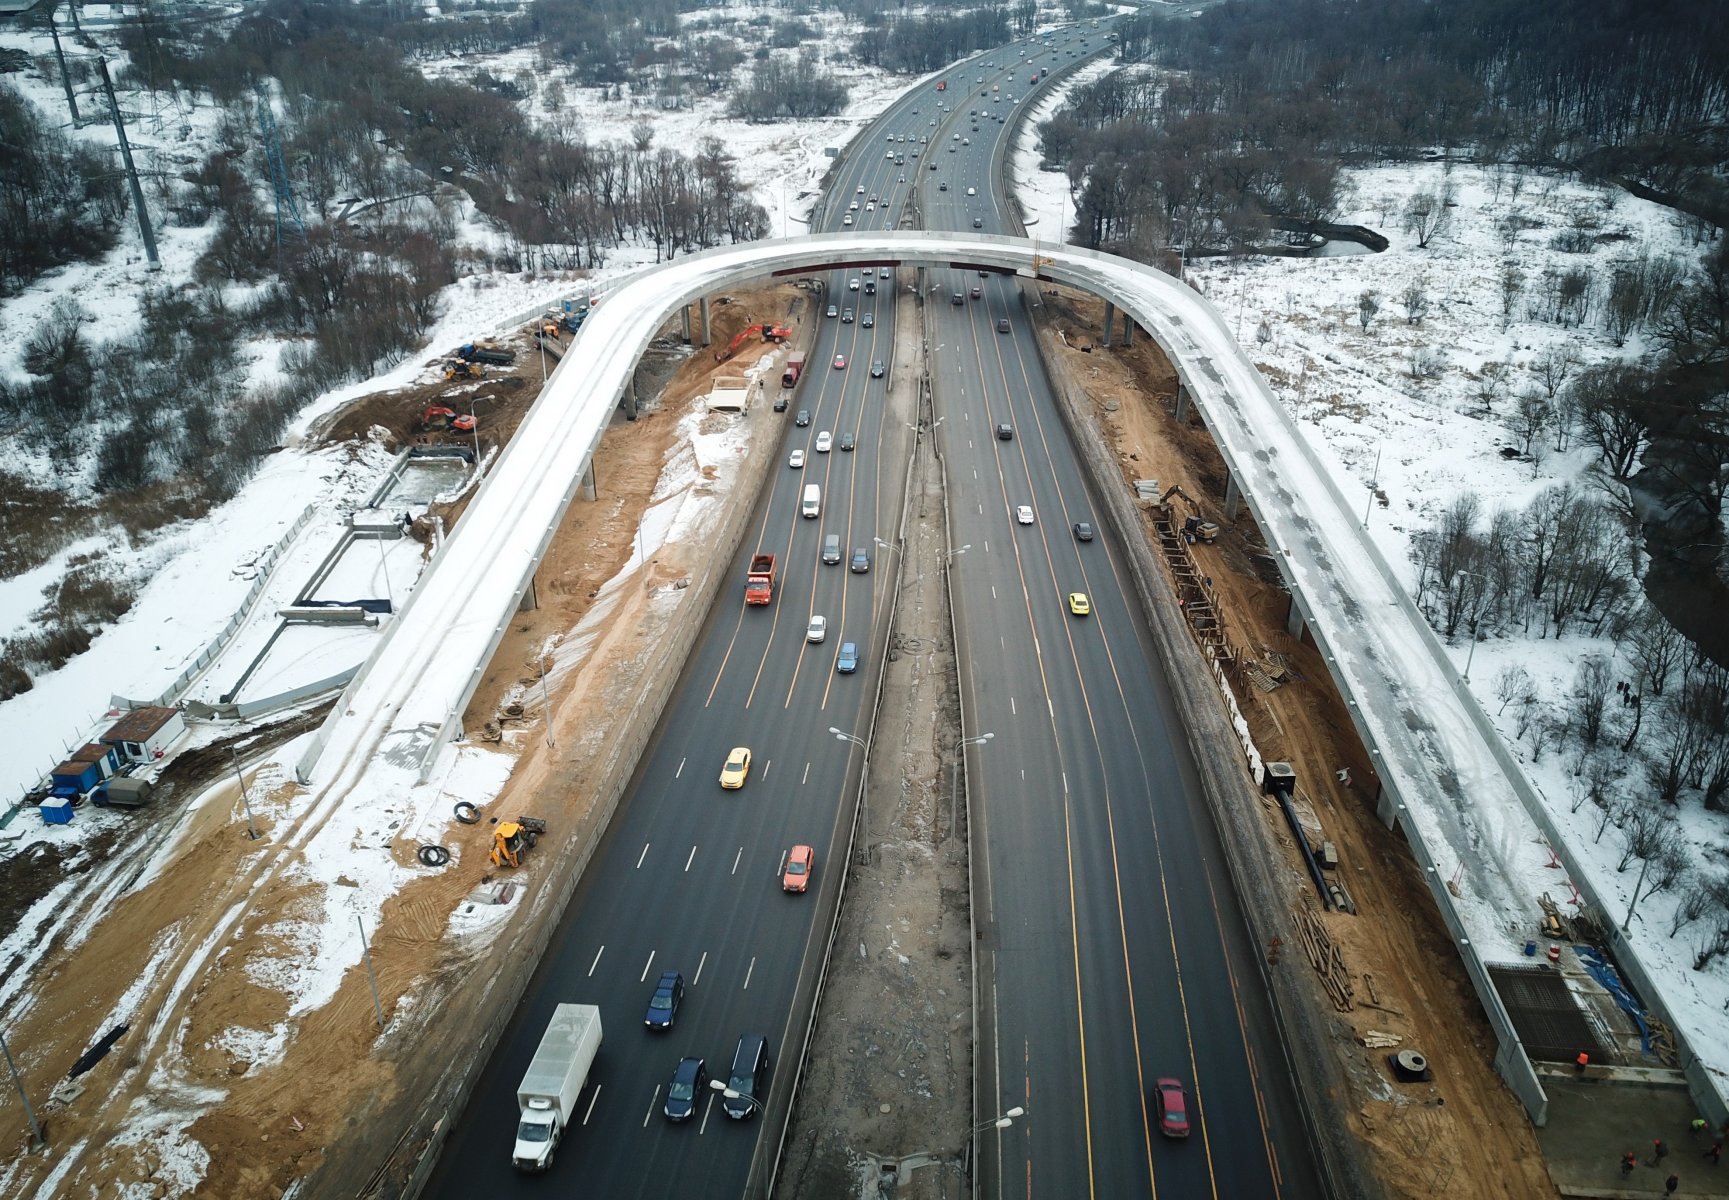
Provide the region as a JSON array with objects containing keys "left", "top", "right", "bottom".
[
  {"left": 457, "top": 340, "right": 515, "bottom": 366},
  {"left": 782, "top": 351, "right": 807, "bottom": 388},
  {"left": 745, "top": 554, "right": 777, "bottom": 605},
  {"left": 513, "top": 1003, "right": 602, "bottom": 1172}
]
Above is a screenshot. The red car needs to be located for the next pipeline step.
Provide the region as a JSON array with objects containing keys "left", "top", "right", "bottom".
[
  {"left": 1154, "top": 1078, "right": 1190, "bottom": 1138},
  {"left": 833, "top": 354, "right": 847, "bottom": 370},
  {"left": 782, "top": 844, "right": 815, "bottom": 893}
]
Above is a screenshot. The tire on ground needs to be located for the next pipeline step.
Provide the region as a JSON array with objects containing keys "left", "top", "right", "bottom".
[
  {"left": 453, "top": 802, "right": 481, "bottom": 825},
  {"left": 418, "top": 844, "right": 452, "bottom": 867}
]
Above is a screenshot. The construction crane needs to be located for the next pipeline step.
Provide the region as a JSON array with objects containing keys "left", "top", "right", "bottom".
[
  {"left": 714, "top": 323, "right": 793, "bottom": 363},
  {"left": 1157, "top": 484, "right": 1220, "bottom": 544}
]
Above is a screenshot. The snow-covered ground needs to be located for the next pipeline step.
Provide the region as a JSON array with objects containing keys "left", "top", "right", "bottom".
[{"left": 1010, "top": 86, "right": 1729, "bottom": 1081}]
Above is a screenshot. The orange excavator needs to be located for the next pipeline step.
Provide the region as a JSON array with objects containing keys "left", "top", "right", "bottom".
[
  {"left": 714, "top": 322, "right": 793, "bottom": 362},
  {"left": 421, "top": 405, "right": 477, "bottom": 434}
]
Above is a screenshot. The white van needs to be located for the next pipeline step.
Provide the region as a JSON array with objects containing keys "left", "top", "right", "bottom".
[{"left": 802, "top": 485, "right": 821, "bottom": 519}]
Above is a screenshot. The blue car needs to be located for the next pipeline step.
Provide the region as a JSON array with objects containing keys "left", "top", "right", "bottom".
[
  {"left": 836, "top": 642, "right": 859, "bottom": 674},
  {"left": 664, "top": 1056, "right": 706, "bottom": 1122},
  {"left": 644, "top": 969, "right": 684, "bottom": 1030}
]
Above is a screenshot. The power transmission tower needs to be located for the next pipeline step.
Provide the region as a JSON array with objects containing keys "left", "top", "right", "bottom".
[
  {"left": 95, "top": 55, "right": 159, "bottom": 271},
  {"left": 254, "top": 83, "right": 306, "bottom": 254}
]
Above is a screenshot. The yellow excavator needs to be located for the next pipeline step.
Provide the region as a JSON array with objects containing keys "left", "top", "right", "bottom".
[
  {"left": 1158, "top": 485, "right": 1220, "bottom": 544},
  {"left": 490, "top": 816, "right": 547, "bottom": 868}
]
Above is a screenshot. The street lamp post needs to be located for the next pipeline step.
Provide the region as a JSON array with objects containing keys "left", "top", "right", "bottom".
[
  {"left": 707, "top": 1079, "right": 764, "bottom": 1115},
  {"left": 1451, "top": 570, "right": 1491, "bottom": 682},
  {"left": 950, "top": 732, "right": 993, "bottom": 842},
  {"left": 831, "top": 727, "right": 873, "bottom": 863}
]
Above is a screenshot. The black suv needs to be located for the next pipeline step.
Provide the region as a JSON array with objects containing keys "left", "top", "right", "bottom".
[
  {"left": 996, "top": 423, "right": 1014, "bottom": 440},
  {"left": 721, "top": 1034, "right": 769, "bottom": 1120}
]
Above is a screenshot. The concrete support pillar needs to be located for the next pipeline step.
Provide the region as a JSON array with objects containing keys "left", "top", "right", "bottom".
[
  {"left": 698, "top": 297, "right": 711, "bottom": 347},
  {"left": 1101, "top": 300, "right": 1115, "bottom": 347},
  {"left": 1285, "top": 594, "right": 1305, "bottom": 639},
  {"left": 519, "top": 573, "right": 539, "bottom": 612},
  {"left": 681, "top": 305, "right": 692, "bottom": 344},
  {"left": 1122, "top": 310, "right": 1134, "bottom": 346},
  {"left": 1174, "top": 385, "right": 1191, "bottom": 423},
  {"left": 580, "top": 463, "right": 597, "bottom": 502},
  {"left": 1223, "top": 473, "right": 1243, "bottom": 519},
  {"left": 1375, "top": 783, "right": 1399, "bottom": 830},
  {"left": 620, "top": 374, "right": 639, "bottom": 421}
]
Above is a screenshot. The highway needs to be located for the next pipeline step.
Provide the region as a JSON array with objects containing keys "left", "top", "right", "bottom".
[
  {"left": 423, "top": 18, "right": 1326, "bottom": 1200},
  {"left": 919, "top": 26, "right": 1324, "bottom": 1199}
]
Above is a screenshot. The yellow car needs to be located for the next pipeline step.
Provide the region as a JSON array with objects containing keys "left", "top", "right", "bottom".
[
  {"left": 1068, "top": 592, "right": 1091, "bottom": 617},
  {"left": 720, "top": 747, "right": 752, "bottom": 789}
]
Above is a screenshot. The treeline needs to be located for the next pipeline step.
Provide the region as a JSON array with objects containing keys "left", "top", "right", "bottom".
[
  {"left": 731, "top": 56, "right": 849, "bottom": 122},
  {"left": 1100, "top": 0, "right": 1729, "bottom": 233},
  {"left": 853, "top": 6, "right": 1017, "bottom": 74}
]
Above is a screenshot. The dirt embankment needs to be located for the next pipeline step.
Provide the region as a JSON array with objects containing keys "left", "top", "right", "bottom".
[
  {"left": 1039, "top": 287, "right": 1553, "bottom": 1200},
  {"left": 0, "top": 287, "right": 806, "bottom": 1199}
]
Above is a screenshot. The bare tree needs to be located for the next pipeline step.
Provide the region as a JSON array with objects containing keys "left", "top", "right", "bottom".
[
  {"left": 1509, "top": 388, "right": 1551, "bottom": 458},
  {"left": 1402, "top": 191, "right": 1450, "bottom": 248},
  {"left": 1531, "top": 344, "right": 1581, "bottom": 403},
  {"left": 1357, "top": 289, "right": 1380, "bottom": 333},
  {"left": 1571, "top": 655, "right": 1613, "bottom": 747},
  {"left": 1495, "top": 663, "right": 1536, "bottom": 716},
  {"left": 1400, "top": 278, "right": 1430, "bottom": 325},
  {"left": 1631, "top": 608, "right": 1688, "bottom": 698},
  {"left": 1668, "top": 872, "right": 1718, "bottom": 937},
  {"left": 1469, "top": 359, "right": 1512, "bottom": 417},
  {"left": 1571, "top": 362, "right": 1650, "bottom": 478},
  {"left": 1615, "top": 801, "right": 1666, "bottom": 871},
  {"left": 1500, "top": 265, "right": 1524, "bottom": 330}
]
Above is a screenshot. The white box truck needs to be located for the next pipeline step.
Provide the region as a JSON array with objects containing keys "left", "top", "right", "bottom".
[{"left": 512, "top": 1003, "right": 602, "bottom": 1171}]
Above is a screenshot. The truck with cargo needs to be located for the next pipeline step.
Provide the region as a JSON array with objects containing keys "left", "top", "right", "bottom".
[
  {"left": 93, "top": 777, "right": 154, "bottom": 809},
  {"left": 782, "top": 351, "right": 807, "bottom": 388},
  {"left": 513, "top": 1003, "right": 602, "bottom": 1171},
  {"left": 745, "top": 554, "right": 777, "bottom": 605}
]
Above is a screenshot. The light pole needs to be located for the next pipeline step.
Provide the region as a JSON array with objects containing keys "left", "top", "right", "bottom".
[
  {"left": 945, "top": 545, "right": 971, "bottom": 565},
  {"left": 708, "top": 1078, "right": 764, "bottom": 1115},
  {"left": 831, "top": 727, "right": 873, "bottom": 863},
  {"left": 973, "top": 1105, "right": 1024, "bottom": 1133},
  {"left": 1362, "top": 443, "right": 1382, "bottom": 528},
  {"left": 950, "top": 732, "right": 993, "bottom": 843},
  {"left": 873, "top": 537, "right": 901, "bottom": 557},
  {"left": 1451, "top": 570, "right": 1491, "bottom": 682}
]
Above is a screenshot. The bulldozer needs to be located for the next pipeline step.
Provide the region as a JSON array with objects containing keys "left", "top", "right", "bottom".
[
  {"left": 444, "top": 359, "right": 483, "bottom": 381},
  {"left": 714, "top": 322, "right": 793, "bottom": 363},
  {"left": 490, "top": 816, "right": 547, "bottom": 869},
  {"left": 1156, "top": 484, "right": 1220, "bottom": 544},
  {"left": 420, "top": 405, "right": 477, "bottom": 434}
]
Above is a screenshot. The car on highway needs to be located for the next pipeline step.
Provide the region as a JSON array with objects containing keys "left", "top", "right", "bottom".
[
  {"left": 719, "top": 746, "right": 752, "bottom": 789},
  {"left": 796, "top": 409, "right": 810, "bottom": 426},
  {"left": 788, "top": 449, "right": 805, "bottom": 469},
  {"left": 972, "top": 217, "right": 984, "bottom": 228},
  {"left": 862, "top": 312, "right": 874, "bottom": 328},
  {"left": 1154, "top": 1078, "right": 1190, "bottom": 1138},
  {"left": 720, "top": 1033, "right": 769, "bottom": 1120},
  {"left": 997, "top": 317, "right": 1011, "bottom": 333},
  {"left": 833, "top": 353, "right": 847, "bottom": 370},
  {"left": 841, "top": 307, "right": 854, "bottom": 323},
  {"left": 1068, "top": 592, "right": 1091, "bottom": 617},
  {"left": 848, "top": 201, "right": 858, "bottom": 211},
  {"left": 839, "top": 431, "right": 856, "bottom": 450},
  {"left": 836, "top": 642, "right": 859, "bottom": 673},
  {"left": 826, "top": 304, "right": 838, "bottom": 318},
  {"left": 843, "top": 214, "right": 853, "bottom": 225},
  {"left": 774, "top": 394, "right": 788, "bottom": 412},
  {"left": 782, "top": 844, "right": 815, "bottom": 893},
  {"left": 1016, "top": 505, "right": 1035, "bottom": 525},
  {"left": 970, "top": 285, "right": 982, "bottom": 299},
  {"left": 857, "top": 183, "right": 866, "bottom": 192},
  {"left": 815, "top": 430, "right": 833, "bottom": 453},
  {"left": 864, "top": 279, "right": 876, "bottom": 294},
  {"left": 1073, "top": 521, "right": 1095, "bottom": 542},
  {"left": 664, "top": 1056, "right": 706, "bottom": 1122},
  {"left": 880, "top": 267, "right": 891, "bottom": 278},
  {"left": 865, "top": 202, "right": 874, "bottom": 212},
  {"left": 849, "top": 276, "right": 860, "bottom": 290},
  {"left": 870, "top": 360, "right": 884, "bottom": 378},
  {"left": 939, "top": 182, "right": 948, "bottom": 191},
  {"left": 807, "top": 614, "right": 827, "bottom": 643},
  {"left": 966, "top": 187, "right": 976, "bottom": 196},
  {"left": 850, "top": 547, "right": 871, "bottom": 573},
  {"left": 644, "top": 970, "right": 684, "bottom": 1030},
  {"left": 996, "top": 423, "right": 1013, "bottom": 439}
]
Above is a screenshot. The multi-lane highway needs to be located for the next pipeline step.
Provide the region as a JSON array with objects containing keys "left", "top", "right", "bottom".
[
  {"left": 424, "top": 18, "right": 1326, "bottom": 1200},
  {"left": 916, "top": 25, "right": 1325, "bottom": 1199}
]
